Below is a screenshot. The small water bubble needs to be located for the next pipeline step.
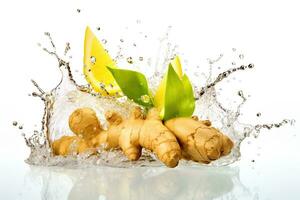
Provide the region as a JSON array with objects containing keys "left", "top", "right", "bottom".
[
  {"left": 101, "top": 39, "right": 107, "bottom": 44},
  {"left": 239, "top": 54, "right": 244, "bottom": 59},
  {"left": 127, "top": 57, "right": 133, "bottom": 64},
  {"left": 256, "top": 112, "right": 261, "bottom": 117},
  {"left": 12, "top": 121, "right": 18, "bottom": 126},
  {"left": 248, "top": 63, "right": 254, "bottom": 68},
  {"left": 90, "top": 56, "right": 96, "bottom": 65},
  {"left": 290, "top": 119, "right": 296, "bottom": 126},
  {"left": 76, "top": 9, "right": 81, "bottom": 13},
  {"left": 141, "top": 95, "right": 150, "bottom": 103},
  {"left": 139, "top": 56, "right": 143, "bottom": 61},
  {"left": 117, "top": 96, "right": 128, "bottom": 103},
  {"left": 238, "top": 90, "right": 244, "bottom": 97},
  {"left": 19, "top": 125, "right": 23, "bottom": 130},
  {"left": 97, "top": 27, "right": 101, "bottom": 31}
]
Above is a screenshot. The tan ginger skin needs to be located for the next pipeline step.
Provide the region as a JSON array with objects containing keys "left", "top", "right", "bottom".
[
  {"left": 165, "top": 117, "right": 234, "bottom": 163},
  {"left": 52, "top": 108, "right": 103, "bottom": 156},
  {"left": 52, "top": 107, "right": 234, "bottom": 167},
  {"left": 53, "top": 107, "right": 182, "bottom": 168}
]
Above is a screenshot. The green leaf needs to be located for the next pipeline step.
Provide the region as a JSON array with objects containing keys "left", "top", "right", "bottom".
[
  {"left": 163, "top": 64, "right": 184, "bottom": 120},
  {"left": 162, "top": 64, "right": 195, "bottom": 120},
  {"left": 180, "top": 74, "right": 195, "bottom": 116},
  {"left": 107, "top": 67, "right": 153, "bottom": 107}
]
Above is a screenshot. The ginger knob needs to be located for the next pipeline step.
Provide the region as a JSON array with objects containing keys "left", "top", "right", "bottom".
[
  {"left": 165, "top": 117, "right": 234, "bottom": 164},
  {"left": 68, "top": 107, "right": 102, "bottom": 138}
]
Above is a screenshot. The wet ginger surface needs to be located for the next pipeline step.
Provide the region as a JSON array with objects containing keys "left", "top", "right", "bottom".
[{"left": 52, "top": 107, "right": 233, "bottom": 168}]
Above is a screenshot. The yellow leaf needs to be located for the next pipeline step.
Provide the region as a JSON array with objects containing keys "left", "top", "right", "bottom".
[
  {"left": 83, "top": 26, "right": 121, "bottom": 96},
  {"left": 171, "top": 55, "right": 183, "bottom": 78}
]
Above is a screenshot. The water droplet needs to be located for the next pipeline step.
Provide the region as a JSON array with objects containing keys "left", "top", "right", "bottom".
[
  {"left": 139, "top": 57, "right": 143, "bottom": 61},
  {"left": 101, "top": 39, "right": 107, "bottom": 44},
  {"left": 76, "top": 9, "right": 81, "bottom": 13},
  {"left": 239, "top": 54, "right": 244, "bottom": 59},
  {"left": 120, "top": 39, "right": 124, "bottom": 43},
  {"left": 12, "top": 121, "right": 18, "bottom": 126},
  {"left": 256, "top": 112, "right": 261, "bottom": 117},
  {"left": 238, "top": 90, "right": 243, "bottom": 97},
  {"left": 248, "top": 63, "right": 254, "bottom": 68},
  {"left": 127, "top": 57, "right": 133, "bottom": 64},
  {"left": 99, "top": 82, "right": 105, "bottom": 88},
  {"left": 90, "top": 56, "right": 96, "bottom": 65},
  {"left": 19, "top": 125, "right": 23, "bottom": 130},
  {"left": 141, "top": 95, "right": 150, "bottom": 103},
  {"left": 117, "top": 96, "right": 128, "bottom": 103},
  {"left": 97, "top": 27, "right": 101, "bottom": 31}
]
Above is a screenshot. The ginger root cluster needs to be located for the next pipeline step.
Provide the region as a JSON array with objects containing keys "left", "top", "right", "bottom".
[{"left": 52, "top": 107, "right": 233, "bottom": 168}]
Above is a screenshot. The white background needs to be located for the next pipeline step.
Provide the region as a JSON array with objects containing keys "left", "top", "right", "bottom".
[{"left": 0, "top": 0, "right": 299, "bottom": 199}]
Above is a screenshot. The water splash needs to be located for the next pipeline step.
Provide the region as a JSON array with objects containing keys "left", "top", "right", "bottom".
[{"left": 22, "top": 30, "right": 294, "bottom": 168}]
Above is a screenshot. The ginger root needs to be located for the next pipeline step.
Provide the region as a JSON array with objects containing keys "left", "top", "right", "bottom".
[
  {"left": 52, "top": 108, "right": 102, "bottom": 156},
  {"left": 92, "top": 107, "right": 181, "bottom": 167},
  {"left": 52, "top": 107, "right": 234, "bottom": 167},
  {"left": 165, "top": 117, "right": 234, "bottom": 164},
  {"left": 52, "top": 136, "right": 90, "bottom": 156},
  {"left": 52, "top": 107, "right": 182, "bottom": 167}
]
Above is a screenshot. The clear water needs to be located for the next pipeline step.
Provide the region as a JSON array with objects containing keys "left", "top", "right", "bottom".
[{"left": 21, "top": 30, "right": 295, "bottom": 168}]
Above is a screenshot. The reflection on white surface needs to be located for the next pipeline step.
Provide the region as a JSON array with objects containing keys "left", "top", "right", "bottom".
[{"left": 20, "top": 166, "right": 255, "bottom": 200}]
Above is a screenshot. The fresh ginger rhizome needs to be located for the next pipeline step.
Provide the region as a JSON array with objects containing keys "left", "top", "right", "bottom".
[{"left": 52, "top": 107, "right": 233, "bottom": 168}]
